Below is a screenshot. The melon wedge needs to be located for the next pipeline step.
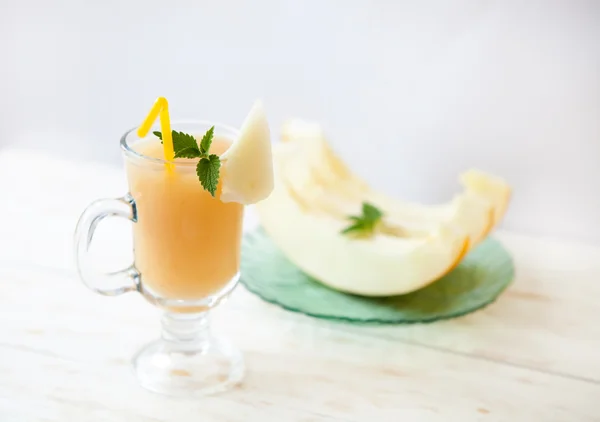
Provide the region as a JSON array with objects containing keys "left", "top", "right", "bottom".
[{"left": 220, "top": 100, "right": 274, "bottom": 204}]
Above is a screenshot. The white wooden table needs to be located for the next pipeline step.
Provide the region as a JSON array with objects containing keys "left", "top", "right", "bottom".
[{"left": 0, "top": 149, "right": 598, "bottom": 421}]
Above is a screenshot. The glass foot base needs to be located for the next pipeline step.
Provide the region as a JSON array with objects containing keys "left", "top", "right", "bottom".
[{"left": 132, "top": 314, "right": 244, "bottom": 396}]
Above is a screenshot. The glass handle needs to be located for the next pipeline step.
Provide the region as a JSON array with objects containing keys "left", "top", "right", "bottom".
[{"left": 74, "top": 194, "right": 140, "bottom": 296}]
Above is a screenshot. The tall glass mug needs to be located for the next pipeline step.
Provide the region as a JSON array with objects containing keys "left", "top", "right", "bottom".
[{"left": 74, "top": 121, "right": 244, "bottom": 396}]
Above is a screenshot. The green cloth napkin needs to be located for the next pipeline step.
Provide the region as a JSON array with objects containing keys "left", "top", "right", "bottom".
[{"left": 241, "top": 228, "right": 514, "bottom": 324}]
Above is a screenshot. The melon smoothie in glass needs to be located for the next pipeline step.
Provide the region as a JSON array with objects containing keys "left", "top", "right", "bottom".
[
  {"left": 74, "top": 99, "right": 273, "bottom": 396},
  {"left": 128, "top": 129, "right": 244, "bottom": 301}
]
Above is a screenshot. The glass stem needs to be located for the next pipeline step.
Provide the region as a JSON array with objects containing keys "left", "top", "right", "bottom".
[{"left": 161, "top": 312, "right": 211, "bottom": 352}]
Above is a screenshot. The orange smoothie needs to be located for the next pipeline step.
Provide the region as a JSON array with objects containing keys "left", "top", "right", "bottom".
[{"left": 126, "top": 136, "right": 244, "bottom": 300}]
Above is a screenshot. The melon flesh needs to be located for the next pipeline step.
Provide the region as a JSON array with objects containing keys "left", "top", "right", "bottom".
[{"left": 220, "top": 101, "right": 274, "bottom": 205}]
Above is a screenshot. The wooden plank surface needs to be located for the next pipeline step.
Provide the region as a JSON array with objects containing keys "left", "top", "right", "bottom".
[
  {"left": 0, "top": 149, "right": 598, "bottom": 421},
  {"left": 0, "top": 264, "right": 598, "bottom": 421}
]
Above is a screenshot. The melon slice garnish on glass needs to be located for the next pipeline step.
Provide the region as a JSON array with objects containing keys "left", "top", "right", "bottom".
[{"left": 220, "top": 100, "right": 274, "bottom": 205}]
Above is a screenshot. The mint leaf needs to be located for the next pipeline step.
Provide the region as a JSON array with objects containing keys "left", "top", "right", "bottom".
[
  {"left": 199, "top": 126, "right": 215, "bottom": 155},
  {"left": 172, "top": 131, "right": 201, "bottom": 159},
  {"left": 153, "top": 131, "right": 202, "bottom": 158},
  {"left": 362, "top": 202, "right": 383, "bottom": 222},
  {"left": 196, "top": 154, "right": 221, "bottom": 197},
  {"left": 341, "top": 202, "right": 383, "bottom": 237},
  {"left": 341, "top": 221, "right": 368, "bottom": 235}
]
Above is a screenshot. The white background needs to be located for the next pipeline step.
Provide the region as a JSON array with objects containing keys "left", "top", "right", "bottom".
[{"left": 1, "top": 0, "right": 599, "bottom": 243}]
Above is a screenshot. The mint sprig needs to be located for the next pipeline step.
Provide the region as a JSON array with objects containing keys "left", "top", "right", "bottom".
[
  {"left": 154, "top": 126, "right": 221, "bottom": 197},
  {"left": 341, "top": 202, "right": 383, "bottom": 237}
]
